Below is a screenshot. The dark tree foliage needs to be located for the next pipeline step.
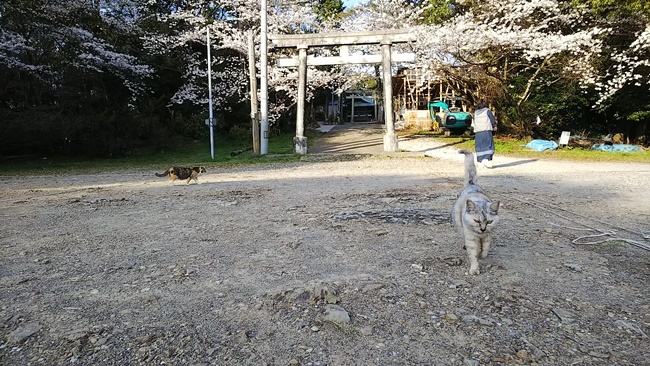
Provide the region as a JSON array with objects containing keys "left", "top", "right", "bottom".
[
  {"left": 419, "top": 0, "right": 467, "bottom": 25},
  {"left": 315, "top": 0, "right": 345, "bottom": 22},
  {"left": 582, "top": 0, "right": 650, "bottom": 144},
  {"left": 521, "top": 0, "right": 650, "bottom": 142},
  {"left": 0, "top": 0, "right": 647, "bottom": 159},
  {"left": 0, "top": 0, "right": 153, "bottom": 157}
]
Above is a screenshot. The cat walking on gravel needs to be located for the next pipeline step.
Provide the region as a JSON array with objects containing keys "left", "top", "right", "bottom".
[
  {"left": 452, "top": 149, "right": 500, "bottom": 275},
  {"left": 156, "top": 166, "right": 206, "bottom": 185}
]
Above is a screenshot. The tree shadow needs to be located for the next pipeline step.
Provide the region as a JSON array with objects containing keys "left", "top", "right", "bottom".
[
  {"left": 424, "top": 140, "right": 466, "bottom": 150},
  {"left": 399, "top": 135, "right": 467, "bottom": 150}
]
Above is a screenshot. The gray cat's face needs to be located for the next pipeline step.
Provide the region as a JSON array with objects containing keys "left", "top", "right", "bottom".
[{"left": 464, "top": 199, "right": 500, "bottom": 233}]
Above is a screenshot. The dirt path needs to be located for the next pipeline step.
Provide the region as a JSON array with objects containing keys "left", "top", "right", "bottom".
[
  {"left": 310, "top": 123, "right": 387, "bottom": 155},
  {"left": 1, "top": 126, "right": 649, "bottom": 365}
]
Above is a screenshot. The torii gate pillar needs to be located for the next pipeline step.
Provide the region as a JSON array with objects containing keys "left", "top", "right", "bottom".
[
  {"left": 381, "top": 41, "right": 398, "bottom": 152},
  {"left": 294, "top": 45, "right": 308, "bottom": 154}
]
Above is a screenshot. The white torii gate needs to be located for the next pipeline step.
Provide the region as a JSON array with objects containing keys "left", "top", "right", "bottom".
[{"left": 269, "top": 30, "right": 416, "bottom": 154}]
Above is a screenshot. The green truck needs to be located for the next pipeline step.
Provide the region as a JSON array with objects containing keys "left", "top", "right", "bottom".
[{"left": 428, "top": 100, "right": 473, "bottom": 135}]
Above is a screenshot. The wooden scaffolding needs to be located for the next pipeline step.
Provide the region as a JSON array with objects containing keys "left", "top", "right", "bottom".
[{"left": 394, "top": 68, "right": 472, "bottom": 130}]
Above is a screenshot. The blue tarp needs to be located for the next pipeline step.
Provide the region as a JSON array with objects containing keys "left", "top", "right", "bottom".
[
  {"left": 525, "top": 139, "right": 559, "bottom": 152},
  {"left": 591, "top": 144, "right": 644, "bottom": 152}
]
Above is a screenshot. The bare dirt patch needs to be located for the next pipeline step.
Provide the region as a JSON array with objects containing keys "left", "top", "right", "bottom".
[{"left": 1, "top": 145, "right": 649, "bottom": 365}]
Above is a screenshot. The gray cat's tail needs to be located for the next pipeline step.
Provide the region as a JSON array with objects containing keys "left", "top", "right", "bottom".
[{"left": 458, "top": 149, "right": 477, "bottom": 186}]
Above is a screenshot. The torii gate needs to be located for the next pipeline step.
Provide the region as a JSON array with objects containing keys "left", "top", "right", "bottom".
[{"left": 268, "top": 30, "right": 416, "bottom": 154}]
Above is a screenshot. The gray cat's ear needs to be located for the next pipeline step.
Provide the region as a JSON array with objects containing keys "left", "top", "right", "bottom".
[
  {"left": 465, "top": 200, "right": 477, "bottom": 213},
  {"left": 490, "top": 201, "right": 500, "bottom": 213}
]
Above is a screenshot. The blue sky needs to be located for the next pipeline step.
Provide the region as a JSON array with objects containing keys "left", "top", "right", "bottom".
[{"left": 343, "top": 0, "right": 366, "bottom": 9}]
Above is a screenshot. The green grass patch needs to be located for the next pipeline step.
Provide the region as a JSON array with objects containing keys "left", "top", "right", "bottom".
[
  {"left": 2, "top": 129, "right": 647, "bottom": 176},
  {"left": 416, "top": 135, "right": 650, "bottom": 163},
  {"left": 0, "top": 131, "right": 320, "bottom": 175}
]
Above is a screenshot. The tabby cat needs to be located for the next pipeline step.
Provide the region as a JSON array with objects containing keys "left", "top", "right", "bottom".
[
  {"left": 156, "top": 166, "right": 206, "bottom": 185},
  {"left": 452, "top": 150, "right": 500, "bottom": 275}
]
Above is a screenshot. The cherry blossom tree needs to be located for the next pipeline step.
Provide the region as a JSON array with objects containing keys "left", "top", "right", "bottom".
[
  {"left": 593, "top": 22, "right": 649, "bottom": 107},
  {"left": 0, "top": 0, "right": 152, "bottom": 104},
  {"left": 0, "top": 0, "right": 154, "bottom": 155},
  {"left": 2, "top": 0, "right": 647, "bottom": 155},
  {"left": 582, "top": 0, "right": 649, "bottom": 141},
  {"left": 141, "top": 0, "right": 342, "bottom": 126},
  {"left": 336, "top": 0, "right": 647, "bottom": 137},
  {"left": 404, "top": 1, "right": 601, "bottom": 132}
]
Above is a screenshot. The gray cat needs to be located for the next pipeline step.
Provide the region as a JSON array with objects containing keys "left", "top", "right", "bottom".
[{"left": 452, "top": 149, "right": 500, "bottom": 275}]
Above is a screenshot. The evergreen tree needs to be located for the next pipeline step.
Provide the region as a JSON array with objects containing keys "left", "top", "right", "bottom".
[{"left": 315, "top": 0, "right": 345, "bottom": 22}]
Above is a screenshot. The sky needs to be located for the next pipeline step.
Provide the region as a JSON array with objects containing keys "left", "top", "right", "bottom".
[{"left": 343, "top": 0, "right": 366, "bottom": 9}]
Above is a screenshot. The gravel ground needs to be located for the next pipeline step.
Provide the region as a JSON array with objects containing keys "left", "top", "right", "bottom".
[{"left": 1, "top": 132, "right": 649, "bottom": 366}]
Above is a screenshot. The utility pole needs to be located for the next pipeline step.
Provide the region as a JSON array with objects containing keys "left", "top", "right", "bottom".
[
  {"left": 248, "top": 30, "right": 260, "bottom": 155},
  {"left": 260, "top": 0, "right": 269, "bottom": 154},
  {"left": 206, "top": 26, "right": 215, "bottom": 159}
]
